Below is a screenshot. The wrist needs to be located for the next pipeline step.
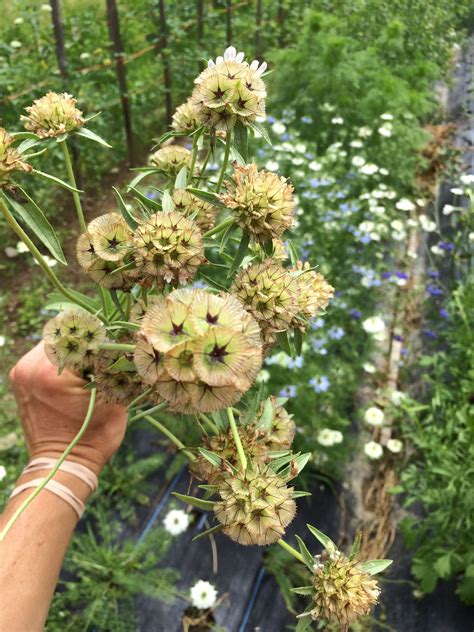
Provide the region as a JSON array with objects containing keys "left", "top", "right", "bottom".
[
  {"left": 15, "top": 467, "right": 94, "bottom": 507},
  {"left": 30, "top": 447, "right": 106, "bottom": 477}
]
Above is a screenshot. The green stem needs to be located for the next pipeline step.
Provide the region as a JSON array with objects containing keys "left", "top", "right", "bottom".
[
  {"left": 277, "top": 539, "right": 305, "bottom": 564},
  {"left": 127, "top": 386, "right": 154, "bottom": 411},
  {"left": 0, "top": 195, "right": 100, "bottom": 318},
  {"left": 60, "top": 139, "right": 86, "bottom": 232},
  {"left": 203, "top": 217, "right": 234, "bottom": 239},
  {"left": 129, "top": 402, "right": 168, "bottom": 424},
  {"left": 200, "top": 148, "right": 211, "bottom": 175},
  {"left": 188, "top": 134, "right": 199, "bottom": 186},
  {"left": 215, "top": 130, "right": 232, "bottom": 193},
  {"left": 98, "top": 342, "right": 135, "bottom": 353},
  {"left": 199, "top": 413, "right": 219, "bottom": 434},
  {"left": 227, "top": 407, "right": 247, "bottom": 471},
  {"left": 0, "top": 386, "right": 97, "bottom": 542},
  {"left": 144, "top": 415, "right": 196, "bottom": 462}
]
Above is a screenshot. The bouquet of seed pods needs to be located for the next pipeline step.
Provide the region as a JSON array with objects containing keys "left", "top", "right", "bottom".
[{"left": 0, "top": 47, "right": 391, "bottom": 628}]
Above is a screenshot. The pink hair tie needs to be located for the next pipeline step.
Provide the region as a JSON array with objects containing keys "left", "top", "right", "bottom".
[
  {"left": 10, "top": 478, "right": 85, "bottom": 519},
  {"left": 23, "top": 457, "right": 99, "bottom": 492}
]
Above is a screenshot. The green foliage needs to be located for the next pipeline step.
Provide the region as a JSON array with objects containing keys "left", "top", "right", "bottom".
[{"left": 399, "top": 281, "right": 474, "bottom": 604}]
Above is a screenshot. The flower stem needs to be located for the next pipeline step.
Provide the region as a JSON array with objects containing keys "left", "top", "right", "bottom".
[
  {"left": 60, "top": 139, "right": 86, "bottom": 232},
  {"left": 0, "top": 194, "right": 100, "bottom": 318},
  {"left": 0, "top": 386, "right": 97, "bottom": 542},
  {"left": 188, "top": 134, "right": 199, "bottom": 186},
  {"left": 129, "top": 401, "right": 168, "bottom": 424},
  {"left": 98, "top": 342, "right": 135, "bottom": 353},
  {"left": 215, "top": 130, "right": 232, "bottom": 193},
  {"left": 227, "top": 407, "right": 247, "bottom": 471},
  {"left": 277, "top": 538, "right": 305, "bottom": 564},
  {"left": 199, "top": 413, "right": 219, "bottom": 434},
  {"left": 203, "top": 217, "right": 234, "bottom": 239},
  {"left": 144, "top": 415, "right": 196, "bottom": 462}
]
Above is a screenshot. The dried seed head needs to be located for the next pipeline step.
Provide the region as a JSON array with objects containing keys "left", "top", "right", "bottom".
[
  {"left": 311, "top": 553, "right": 380, "bottom": 627},
  {"left": 290, "top": 261, "right": 334, "bottom": 329},
  {"left": 149, "top": 144, "right": 195, "bottom": 178},
  {"left": 191, "top": 47, "right": 267, "bottom": 131},
  {"left": 87, "top": 213, "right": 133, "bottom": 262},
  {"left": 255, "top": 396, "right": 295, "bottom": 451},
  {"left": 0, "top": 127, "right": 32, "bottom": 188},
  {"left": 132, "top": 211, "right": 205, "bottom": 290},
  {"left": 172, "top": 189, "right": 219, "bottom": 233},
  {"left": 171, "top": 98, "right": 201, "bottom": 134},
  {"left": 214, "top": 464, "right": 296, "bottom": 545},
  {"left": 94, "top": 347, "right": 142, "bottom": 405},
  {"left": 221, "top": 163, "right": 294, "bottom": 244},
  {"left": 230, "top": 259, "right": 299, "bottom": 344},
  {"left": 137, "top": 288, "right": 263, "bottom": 414},
  {"left": 43, "top": 308, "right": 106, "bottom": 370},
  {"left": 21, "top": 92, "right": 84, "bottom": 138}
]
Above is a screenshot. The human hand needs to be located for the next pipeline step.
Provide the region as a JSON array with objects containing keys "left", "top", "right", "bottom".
[{"left": 9, "top": 342, "right": 127, "bottom": 475}]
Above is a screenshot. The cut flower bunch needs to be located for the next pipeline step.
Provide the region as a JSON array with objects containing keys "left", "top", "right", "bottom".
[{"left": 0, "top": 46, "right": 391, "bottom": 628}]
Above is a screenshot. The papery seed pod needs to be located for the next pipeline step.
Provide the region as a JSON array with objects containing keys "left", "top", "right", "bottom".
[
  {"left": 214, "top": 464, "right": 296, "bottom": 545},
  {"left": 255, "top": 396, "right": 295, "bottom": 451},
  {"left": 137, "top": 288, "right": 263, "bottom": 414},
  {"left": 94, "top": 348, "right": 142, "bottom": 405},
  {"left": 171, "top": 99, "right": 201, "bottom": 134},
  {"left": 191, "top": 47, "right": 267, "bottom": 131},
  {"left": 87, "top": 213, "right": 133, "bottom": 262},
  {"left": 21, "top": 92, "right": 84, "bottom": 138},
  {"left": 172, "top": 189, "right": 219, "bottom": 233},
  {"left": 230, "top": 259, "right": 299, "bottom": 344},
  {"left": 86, "top": 257, "right": 135, "bottom": 291},
  {"left": 132, "top": 211, "right": 205, "bottom": 290},
  {"left": 43, "top": 308, "right": 106, "bottom": 370},
  {"left": 0, "top": 128, "right": 32, "bottom": 189},
  {"left": 76, "top": 231, "right": 98, "bottom": 272},
  {"left": 149, "top": 145, "right": 195, "bottom": 178},
  {"left": 311, "top": 552, "right": 380, "bottom": 627},
  {"left": 221, "top": 163, "right": 294, "bottom": 244},
  {"left": 290, "top": 261, "right": 334, "bottom": 328}
]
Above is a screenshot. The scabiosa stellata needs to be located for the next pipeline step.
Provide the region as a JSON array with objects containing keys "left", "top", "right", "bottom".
[
  {"left": 310, "top": 552, "right": 381, "bottom": 627},
  {"left": 221, "top": 163, "right": 294, "bottom": 244},
  {"left": 290, "top": 261, "right": 334, "bottom": 329},
  {"left": 149, "top": 144, "right": 196, "bottom": 178},
  {"left": 43, "top": 308, "right": 106, "bottom": 370},
  {"left": 87, "top": 212, "right": 133, "bottom": 262},
  {"left": 94, "top": 347, "right": 143, "bottom": 405},
  {"left": 230, "top": 259, "right": 299, "bottom": 344},
  {"left": 132, "top": 211, "right": 205, "bottom": 290},
  {"left": 191, "top": 46, "right": 267, "bottom": 132},
  {"left": 0, "top": 128, "right": 32, "bottom": 188},
  {"left": 21, "top": 92, "right": 85, "bottom": 138},
  {"left": 214, "top": 463, "right": 296, "bottom": 545},
  {"left": 171, "top": 98, "right": 201, "bottom": 134},
  {"left": 172, "top": 188, "right": 219, "bottom": 233}
]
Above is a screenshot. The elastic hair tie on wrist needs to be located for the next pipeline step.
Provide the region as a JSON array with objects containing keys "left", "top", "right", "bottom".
[
  {"left": 23, "top": 457, "right": 99, "bottom": 492},
  {"left": 10, "top": 478, "right": 85, "bottom": 519}
]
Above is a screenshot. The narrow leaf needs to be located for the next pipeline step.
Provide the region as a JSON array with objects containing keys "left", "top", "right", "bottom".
[
  {"left": 4, "top": 190, "right": 66, "bottom": 265},
  {"left": 46, "top": 290, "right": 101, "bottom": 313},
  {"left": 361, "top": 559, "right": 393, "bottom": 575},
  {"left": 254, "top": 397, "right": 275, "bottom": 431},
  {"left": 275, "top": 331, "right": 293, "bottom": 356},
  {"left": 248, "top": 120, "right": 272, "bottom": 146},
  {"left": 129, "top": 185, "right": 162, "bottom": 210},
  {"left": 228, "top": 232, "right": 250, "bottom": 278},
  {"left": 75, "top": 126, "right": 112, "bottom": 148},
  {"left": 162, "top": 190, "right": 175, "bottom": 212},
  {"left": 233, "top": 121, "right": 249, "bottom": 162},
  {"left": 287, "top": 239, "right": 299, "bottom": 266},
  {"left": 112, "top": 187, "right": 139, "bottom": 229},
  {"left": 127, "top": 169, "right": 159, "bottom": 190},
  {"left": 306, "top": 524, "right": 337, "bottom": 554},
  {"left": 172, "top": 492, "right": 215, "bottom": 511},
  {"left": 32, "top": 169, "right": 82, "bottom": 192},
  {"left": 198, "top": 448, "right": 222, "bottom": 468},
  {"left": 290, "top": 586, "right": 314, "bottom": 596},
  {"left": 295, "top": 534, "right": 315, "bottom": 570},
  {"left": 294, "top": 328, "right": 303, "bottom": 356},
  {"left": 293, "top": 490, "right": 312, "bottom": 498},
  {"left": 175, "top": 166, "right": 187, "bottom": 190},
  {"left": 186, "top": 187, "right": 227, "bottom": 209},
  {"left": 192, "top": 524, "right": 223, "bottom": 542}
]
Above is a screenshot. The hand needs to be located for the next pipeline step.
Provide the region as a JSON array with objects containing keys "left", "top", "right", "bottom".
[{"left": 9, "top": 342, "right": 127, "bottom": 475}]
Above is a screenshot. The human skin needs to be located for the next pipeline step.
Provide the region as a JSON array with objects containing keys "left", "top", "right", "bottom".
[{"left": 0, "top": 342, "right": 127, "bottom": 631}]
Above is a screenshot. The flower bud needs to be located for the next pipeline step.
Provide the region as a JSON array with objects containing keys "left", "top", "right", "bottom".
[{"left": 21, "top": 92, "right": 84, "bottom": 138}]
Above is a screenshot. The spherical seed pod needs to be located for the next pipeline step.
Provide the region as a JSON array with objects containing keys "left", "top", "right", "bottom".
[
  {"left": 0, "top": 128, "right": 32, "bottom": 189},
  {"left": 149, "top": 145, "right": 195, "bottom": 179},
  {"left": 21, "top": 92, "right": 84, "bottom": 138},
  {"left": 290, "top": 261, "right": 334, "bottom": 328},
  {"left": 172, "top": 189, "right": 219, "bottom": 233},
  {"left": 171, "top": 99, "right": 200, "bottom": 134}
]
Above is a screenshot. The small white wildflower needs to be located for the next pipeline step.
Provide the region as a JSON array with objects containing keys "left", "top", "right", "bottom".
[
  {"left": 0, "top": 465, "right": 6, "bottom": 481},
  {"left": 390, "top": 219, "right": 404, "bottom": 232},
  {"left": 396, "top": 198, "right": 416, "bottom": 212},
  {"left": 163, "top": 509, "right": 190, "bottom": 536},
  {"left": 350, "top": 139, "right": 363, "bottom": 148},
  {"left": 190, "top": 580, "right": 218, "bottom": 610},
  {"left": 295, "top": 143, "right": 306, "bottom": 154},
  {"left": 5, "top": 247, "right": 19, "bottom": 258},
  {"left": 264, "top": 160, "right": 279, "bottom": 172},
  {"left": 10, "top": 40, "right": 22, "bottom": 49},
  {"left": 80, "top": 52, "right": 91, "bottom": 60},
  {"left": 392, "top": 231, "right": 406, "bottom": 241},
  {"left": 450, "top": 187, "right": 463, "bottom": 196},
  {"left": 460, "top": 174, "right": 474, "bottom": 185},
  {"left": 379, "top": 168, "right": 389, "bottom": 176},
  {"left": 360, "top": 163, "right": 378, "bottom": 175},
  {"left": 40, "top": 3, "right": 53, "bottom": 11},
  {"left": 380, "top": 113, "right": 394, "bottom": 121},
  {"left": 317, "top": 428, "right": 341, "bottom": 447},
  {"left": 14, "top": 17, "right": 24, "bottom": 24},
  {"left": 407, "top": 218, "right": 418, "bottom": 228},
  {"left": 387, "top": 439, "right": 403, "bottom": 454},
  {"left": 351, "top": 156, "right": 366, "bottom": 167},
  {"left": 469, "top": 232, "right": 474, "bottom": 243},
  {"left": 378, "top": 125, "right": 392, "bottom": 137},
  {"left": 419, "top": 215, "right": 436, "bottom": 232},
  {"left": 358, "top": 126, "right": 372, "bottom": 138},
  {"left": 292, "top": 157, "right": 304, "bottom": 166},
  {"left": 364, "top": 441, "right": 383, "bottom": 460},
  {"left": 308, "top": 160, "right": 322, "bottom": 171},
  {"left": 362, "top": 316, "right": 385, "bottom": 335},
  {"left": 16, "top": 241, "right": 29, "bottom": 253},
  {"left": 430, "top": 245, "right": 445, "bottom": 256},
  {"left": 330, "top": 430, "right": 343, "bottom": 444},
  {"left": 390, "top": 390, "right": 406, "bottom": 406},
  {"left": 442, "top": 204, "right": 457, "bottom": 215},
  {"left": 363, "top": 362, "right": 376, "bottom": 374},
  {"left": 256, "top": 369, "right": 270, "bottom": 383},
  {"left": 364, "top": 406, "right": 384, "bottom": 427},
  {"left": 0, "top": 335, "right": 5, "bottom": 347},
  {"left": 271, "top": 122, "right": 286, "bottom": 135},
  {"left": 331, "top": 116, "right": 344, "bottom": 125}
]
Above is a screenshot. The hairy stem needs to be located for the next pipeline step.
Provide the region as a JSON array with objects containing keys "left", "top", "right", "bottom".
[
  {"left": 215, "top": 130, "right": 232, "bottom": 193},
  {"left": 0, "top": 195, "right": 100, "bottom": 317},
  {"left": 0, "top": 386, "right": 97, "bottom": 542},
  {"left": 144, "top": 415, "right": 196, "bottom": 462},
  {"left": 227, "top": 407, "right": 247, "bottom": 471},
  {"left": 60, "top": 139, "right": 86, "bottom": 232},
  {"left": 277, "top": 538, "right": 305, "bottom": 564}
]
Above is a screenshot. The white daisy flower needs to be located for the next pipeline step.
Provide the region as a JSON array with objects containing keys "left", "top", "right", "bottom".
[
  {"left": 0, "top": 335, "right": 5, "bottom": 347},
  {"left": 362, "top": 316, "right": 385, "bottom": 335},
  {"left": 418, "top": 215, "right": 436, "bottom": 232},
  {"left": 386, "top": 439, "right": 403, "bottom": 454},
  {"left": 378, "top": 124, "right": 392, "bottom": 137},
  {"left": 317, "top": 428, "right": 342, "bottom": 447},
  {"left": 190, "top": 580, "right": 218, "bottom": 610},
  {"left": 351, "top": 156, "right": 366, "bottom": 167},
  {"left": 331, "top": 116, "right": 344, "bottom": 124},
  {"left": 360, "top": 163, "right": 378, "bottom": 175},
  {"left": 10, "top": 40, "right": 22, "bottom": 48},
  {"left": 459, "top": 174, "right": 474, "bottom": 185},
  {"left": 395, "top": 198, "right": 416, "bottom": 212},
  {"left": 0, "top": 465, "right": 6, "bottom": 481},
  {"left": 390, "top": 390, "right": 406, "bottom": 406},
  {"left": 309, "top": 160, "right": 322, "bottom": 171},
  {"left": 350, "top": 139, "right": 363, "bottom": 148},
  {"left": 450, "top": 187, "right": 463, "bottom": 196},
  {"left": 364, "top": 406, "right": 384, "bottom": 427},
  {"left": 271, "top": 121, "right": 286, "bottom": 135},
  {"left": 163, "top": 509, "right": 190, "bottom": 536},
  {"left": 363, "top": 362, "right": 376, "bottom": 374},
  {"left": 380, "top": 113, "right": 394, "bottom": 120},
  {"left": 364, "top": 441, "right": 383, "bottom": 460},
  {"left": 358, "top": 126, "right": 372, "bottom": 138}
]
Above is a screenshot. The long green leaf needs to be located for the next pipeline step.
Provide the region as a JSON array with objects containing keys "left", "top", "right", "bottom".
[
  {"left": 129, "top": 185, "right": 162, "bottom": 211},
  {"left": 247, "top": 120, "right": 272, "bottom": 146},
  {"left": 233, "top": 121, "right": 249, "bottom": 162},
  {"left": 32, "top": 169, "right": 82, "bottom": 193},
  {"left": 112, "top": 187, "right": 139, "bottom": 229},
  {"left": 172, "top": 492, "right": 215, "bottom": 511},
  {"left": 46, "top": 290, "right": 101, "bottom": 313},
  {"left": 361, "top": 559, "right": 393, "bottom": 575},
  {"left": 174, "top": 166, "right": 187, "bottom": 190},
  {"left": 186, "top": 187, "right": 227, "bottom": 209},
  {"left": 4, "top": 190, "right": 66, "bottom": 265},
  {"left": 290, "top": 586, "right": 314, "bottom": 596},
  {"left": 75, "top": 126, "right": 112, "bottom": 148},
  {"left": 192, "top": 524, "right": 223, "bottom": 542},
  {"left": 127, "top": 169, "right": 159, "bottom": 191},
  {"left": 295, "top": 534, "right": 315, "bottom": 570},
  {"left": 306, "top": 524, "right": 337, "bottom": 554},
  {"left": 228, "top": 232, "right": 250, "bottom": 278}
]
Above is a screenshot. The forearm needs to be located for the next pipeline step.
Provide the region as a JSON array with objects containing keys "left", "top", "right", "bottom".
[{"left": 0, "top": 467, "right": 94, "bottom": 632}]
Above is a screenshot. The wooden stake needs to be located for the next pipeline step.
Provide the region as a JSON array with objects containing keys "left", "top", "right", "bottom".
[
  {"left": 153, "top": 0, "right": 173, "bottom": 126},
  {"left": 226, "top": 0, "right": 232, "bottom": 46},
  {"left": 255, "top": 0, "right": 263, "bottom": 59}
]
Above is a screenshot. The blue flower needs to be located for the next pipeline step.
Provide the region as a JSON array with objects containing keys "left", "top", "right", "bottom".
[
  {"left": 146, "top": 190, "right": 159, "bottom": 200},
  {"left": 279, "top": 385, "right": 297, "bottom": 398},
  {"left": 309, "top": 375, "right": 330, "bottom": 393},
  {"left": 349, "top": 308, "right": 362, "bottom": 319},
  {"left": 439, "top": 241, "right": 454, "bottom": 251},
  {"left": 311, "top": 339, "right": 328, "bottom": 355},
  {"left": 393, "top": 334, "right": 404, "bottom": 342},
  {"left": 287, "top": 355, "right": 304, "bottom": 369},
  {"left": 310, "top": 317, "right": 325, "bottom": 330},
  {"left": 328, "top": 326, "right": 345, "bottom": 340},
  {"left": 301, "top": 116, "right": 312, "bottom": 124},
  {"left": 423, "top": 329, "right": 438, "bottom": 339},
  {"left": 395, "top": 271, "right": 409, "bottom": 280},
  {"left": 427, "top": 269, "right": 440, "bottom": 279},
  {"left": 427, "top": 285, "right": 443, "bottom": 297},
  {"left": 439, "top": 308, "right": 449, "bottom": 319}
]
